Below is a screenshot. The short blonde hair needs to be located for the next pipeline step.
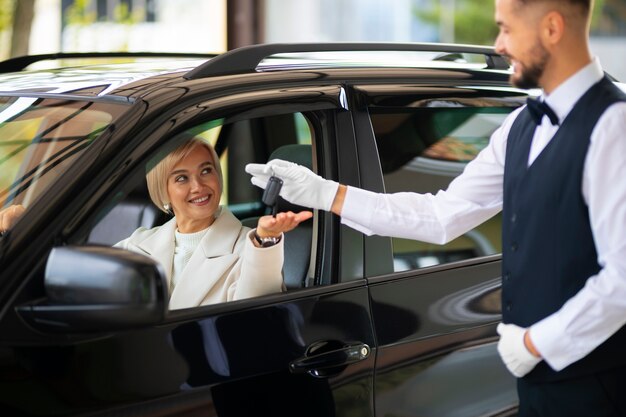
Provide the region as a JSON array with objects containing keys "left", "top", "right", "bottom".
[{"left": 146, "top": 138, "right": 223, "bottom": 213}]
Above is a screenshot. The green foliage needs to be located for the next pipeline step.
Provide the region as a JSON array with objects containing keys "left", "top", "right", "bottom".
[
  {"left": 416, "top": 0, "right": 613, "bottom": 44},
  {"left": 65, "top": 0, "right": 97, "bottom": 26},
  {"left": 591, "top": 0, "right": 606, "bottom": 31},
  {"left": 0, "top": 0, "right": 15, "bottom": 32},
  {"left": 592, "top": 0, "right": 626, "bottom": 35},
  {"left": 452, "top": 0, "right": 499, "bottom": 45},
  {"left": 416, "top": 0, "right": 498, "bottom": 46},
  {"left": 64, "top": 0, "right": 141, "bottom": 26},
  {"left": 113, "top": 2, "right": 143, "bottom": 25}
]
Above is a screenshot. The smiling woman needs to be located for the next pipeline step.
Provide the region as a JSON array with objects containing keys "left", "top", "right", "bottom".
[
  {"left": 147, "top": 139, "right": 224, "bottom": 233},
  {"left": 115, "top": 137, "right": 312, "bottom": 310}
]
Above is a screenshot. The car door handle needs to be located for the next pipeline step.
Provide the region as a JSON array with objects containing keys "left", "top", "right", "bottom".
[{"left": 289, "top": 342, "right": 371, "bottom": 376}]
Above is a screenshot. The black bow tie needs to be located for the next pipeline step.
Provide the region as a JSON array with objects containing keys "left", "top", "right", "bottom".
[{"left": 526, "top": 97, "right": 559, "bottom": 126}]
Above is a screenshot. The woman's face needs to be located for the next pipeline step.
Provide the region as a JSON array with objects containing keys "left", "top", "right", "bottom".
[{"left": 167, "top": 143, "right": 221, "bottom": 233}]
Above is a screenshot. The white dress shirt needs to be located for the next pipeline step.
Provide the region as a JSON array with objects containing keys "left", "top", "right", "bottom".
[{"left": 340, "top": 58, "right": 626, "bottom": 372}]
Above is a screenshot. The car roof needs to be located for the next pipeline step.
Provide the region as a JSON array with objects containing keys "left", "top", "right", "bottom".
[
  {"left": 0, "top": 44, "right": 514, "bottom": 102},
  {"left": 2, "top": 44, "right": 624, "bottom": 104},
  {"left": 0, "top": 58, "right": 209, "bottom": 102}
]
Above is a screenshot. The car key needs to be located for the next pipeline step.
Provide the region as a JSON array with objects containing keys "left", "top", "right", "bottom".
[{"left": 262, "top": 176, "right": 283, "bottom": 217}]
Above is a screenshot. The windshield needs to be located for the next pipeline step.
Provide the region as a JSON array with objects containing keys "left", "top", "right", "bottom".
[{"left": 0, "top": 96, "right": 127, "bottom": 235}]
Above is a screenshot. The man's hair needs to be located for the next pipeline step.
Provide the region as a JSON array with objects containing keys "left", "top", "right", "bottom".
[{"left": 517, "top": 0, "right": 592, "bottom": 16}]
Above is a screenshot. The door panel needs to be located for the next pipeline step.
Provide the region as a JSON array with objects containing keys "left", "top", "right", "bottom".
[
  {"left": 0, "top": 85, "right": 373, "bottom": 416},
  {"left": 375, "top": 343, "right": 515, "bottom": 417},
  {"left": 171, "top": 284, "right": 376, "bottom": 417},
  {"left": 345, "top": 86, "right": 521, "bottom": 415},
  {"left": 0, "top": 284, "right": 375, "bottom": 416},
  {"left": 369, "top": 260, "right": 517, "bottom": 417}
]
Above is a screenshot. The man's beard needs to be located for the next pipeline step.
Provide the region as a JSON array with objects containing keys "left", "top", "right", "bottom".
[{"left": 510, "top": 42, "right": 550, "bottom": 89}]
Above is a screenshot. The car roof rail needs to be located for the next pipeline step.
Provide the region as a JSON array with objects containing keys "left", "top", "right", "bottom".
[
  {"left": 0, "top": 52, "right": 217, "bottom": 73},
  {"left": 184, "top": 42, "right": 509, "bottom": 79}
]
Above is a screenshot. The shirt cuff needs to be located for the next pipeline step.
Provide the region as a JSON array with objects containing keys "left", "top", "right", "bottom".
[
  {"left": 529, "top": 316, "right": 572, "bottom": 371},
  {"left": 340, "top": 186, "right": 378, "bottom": 235}
]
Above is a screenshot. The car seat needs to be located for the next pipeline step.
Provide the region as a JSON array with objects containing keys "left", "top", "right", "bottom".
[
  {"left": 88, "top": 181, "right": 169, "bottom": 246},
  {"left": 241, "top": 144, "right": 314, "bottom": 290}
]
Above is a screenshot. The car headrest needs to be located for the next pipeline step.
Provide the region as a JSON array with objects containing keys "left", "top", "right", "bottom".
[
  {"left": 269, "top": 144, "right": 312, "bottom": 168},
  {"left": 269, "top": 144, "right": 312, "bottom": 214}
]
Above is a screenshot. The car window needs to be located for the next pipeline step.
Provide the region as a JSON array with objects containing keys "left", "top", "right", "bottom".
[
  {"left": 216, "top": 112, "right": 312, "bottom": 217},
  {"left": 0, "top": 96, "right": 127, "bottom": 234},
  {"left": 369, "top": 104, "right": 514, "bottom": 271},
  {"left": 86, "top": 111, "right": 316, "bottom": 309}
]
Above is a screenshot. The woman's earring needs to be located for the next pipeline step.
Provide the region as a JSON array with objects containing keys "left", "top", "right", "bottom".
[{"left": 164, "top": 203, "right": 173, "bottom": 215}]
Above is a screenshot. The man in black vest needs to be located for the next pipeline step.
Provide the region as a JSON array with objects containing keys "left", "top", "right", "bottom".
[{"left": 246, "top": 0, "right": 626, "bottom": 415}]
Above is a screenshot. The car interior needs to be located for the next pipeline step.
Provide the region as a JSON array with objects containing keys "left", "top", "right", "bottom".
[
  {"left": 369, "top": 103, "right": 514, "bottom": 271},
  {"left": 239, "top": 144, "right": 315, "bottom": 290},
  {"left": 2, "top": 96, "right": 518, "bottom": 291},
  {"left": 86, "top": 112, "right": 317, "bottom": 293},
  {"left": 84, "top": 102, "right": 518, "bottom": 292}
]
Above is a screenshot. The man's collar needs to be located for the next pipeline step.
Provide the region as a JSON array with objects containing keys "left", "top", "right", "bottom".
[{"left": 542, "top": 57, "right": 604, "bottom": 124}]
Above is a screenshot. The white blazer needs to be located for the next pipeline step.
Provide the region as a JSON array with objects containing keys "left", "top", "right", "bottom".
[{"left": 115, "top": 208, "right": 284, "bottom": 310}]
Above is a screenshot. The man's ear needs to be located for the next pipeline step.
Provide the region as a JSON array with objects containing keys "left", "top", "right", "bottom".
[{"left": 541, "top": 10, "right": 565, "bottom": 47}]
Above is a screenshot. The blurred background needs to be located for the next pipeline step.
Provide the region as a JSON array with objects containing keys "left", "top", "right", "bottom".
[{"left": 1, "top": 0, "right": 625, "bottom": 79}]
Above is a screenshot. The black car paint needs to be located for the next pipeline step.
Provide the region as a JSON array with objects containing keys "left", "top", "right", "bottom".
[
  {"left": 0, "top": 62, "right": 520, "bottom": 416},
  {"left": 3, "top": 282, "right": 376, "bottom": 416}
]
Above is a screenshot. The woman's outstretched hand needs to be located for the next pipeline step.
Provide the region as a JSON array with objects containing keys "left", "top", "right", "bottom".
[{"left": 256, "top": 210, "right": 313, "bottom": 238}]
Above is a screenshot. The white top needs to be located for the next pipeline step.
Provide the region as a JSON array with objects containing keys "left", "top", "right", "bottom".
[
  {"left": 173, "top": 226, "right": 209, "bottom": 292},
  {"left": 340, "top": 58, "right": 626, "bottom": 372},
  {"left": 116, "top": 208, "right": 284, "bottom": 310}
]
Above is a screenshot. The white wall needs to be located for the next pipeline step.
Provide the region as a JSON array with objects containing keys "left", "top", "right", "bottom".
[{"left": 30, "top": 0, "right": 62, "bottom": 54}]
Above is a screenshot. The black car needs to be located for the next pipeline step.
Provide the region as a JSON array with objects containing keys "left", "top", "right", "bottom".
[{"left": 0, "top": 43, "right": 561, "bottom": 416}]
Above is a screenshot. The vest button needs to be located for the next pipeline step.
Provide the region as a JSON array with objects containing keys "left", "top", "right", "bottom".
[
  {"left": 504, "top": 273, "right": 510, "bottom": 282},
  {"left": 511, "top": 243, "right": 518, "bottom": 252},
  {"left": 506, "top": 304, "right": 512, "bottom": 312},
  {"left": 511, "top": 213, "right": 517, "bottom": 223}
]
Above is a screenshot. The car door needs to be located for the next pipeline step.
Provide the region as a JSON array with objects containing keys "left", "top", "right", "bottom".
[
  {"left": 348, "top": 84, "right": 525, "bottom": 417},
  {"left": 0, "top": 84, "right": 376, "bottom": 416}
]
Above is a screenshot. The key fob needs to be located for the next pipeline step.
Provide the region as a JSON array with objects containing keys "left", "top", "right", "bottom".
[{"left": 262, "top": 176, "right": 283, "bottom": 216}]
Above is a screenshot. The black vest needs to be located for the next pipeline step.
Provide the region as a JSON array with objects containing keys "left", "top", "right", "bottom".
[{"left": 502, "top": 77, "right": 626, "bottom": 381}]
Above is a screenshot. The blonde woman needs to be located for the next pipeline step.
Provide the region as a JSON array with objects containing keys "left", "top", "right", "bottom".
[{"left": 116, "top": 138, "right": 311, "bottom": 310}]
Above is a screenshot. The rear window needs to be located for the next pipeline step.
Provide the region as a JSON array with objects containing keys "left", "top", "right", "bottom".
[
  {"left": 0, "top": 96, "right": 126, "bottom": 232},
  {"left": 370, "top": 103, "right": 516, "bottom": 271}
]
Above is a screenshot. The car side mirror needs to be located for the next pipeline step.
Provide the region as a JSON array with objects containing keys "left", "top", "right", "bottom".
[{"left": 17, "top": 246, "right": 168, "bottom": 333}]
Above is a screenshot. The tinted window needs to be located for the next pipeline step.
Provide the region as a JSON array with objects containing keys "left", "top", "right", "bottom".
[
  {"left": 370, "top": 104, "right": 513, "bottom": 271},
  {"left": 87, "top": 112, "right": 316, "bottom": 305},
  {"left": 0, "top": 96, "right": 127, "bottom": 233}
]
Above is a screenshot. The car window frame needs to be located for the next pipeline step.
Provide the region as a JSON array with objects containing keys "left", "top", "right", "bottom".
[
  {"left": 350, "top": 83, "right": 527, "bottom": 277},
  {"left": 62, "top": 84, "right": 361, "bottom": 321}
]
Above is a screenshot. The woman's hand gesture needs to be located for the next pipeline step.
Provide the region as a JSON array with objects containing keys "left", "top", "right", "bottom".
[{"left": 256, "top": 211, "right": 313, "bottom": 238}]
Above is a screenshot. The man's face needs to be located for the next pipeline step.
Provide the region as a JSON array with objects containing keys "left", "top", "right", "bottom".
[{"left": 494, "top": 0, "right": 550, "bottom": 89}]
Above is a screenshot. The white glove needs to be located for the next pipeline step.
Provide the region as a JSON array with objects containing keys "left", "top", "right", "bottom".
[
  {"left": 496, "top": 323, "right": 542, "bottom": 378},
  {"left": 245, "top": 159, "right": 339, "bottom": 211}
]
